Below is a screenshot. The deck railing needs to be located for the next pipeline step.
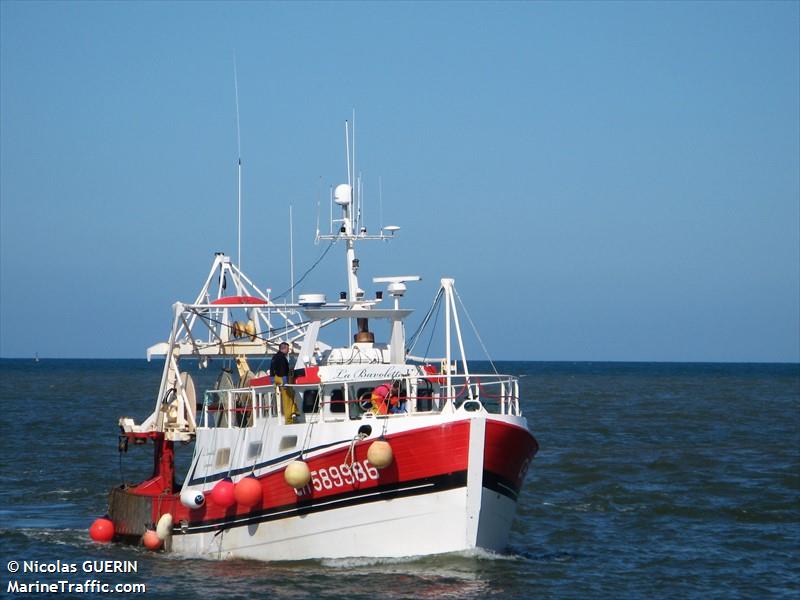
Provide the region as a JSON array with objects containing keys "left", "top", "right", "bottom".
[{"left": 198, "top": 373, "right": 521, "bottom": 428}]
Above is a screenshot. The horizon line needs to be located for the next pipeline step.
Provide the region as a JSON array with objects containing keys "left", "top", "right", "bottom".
[{"left": 1, "top": 356, "right": 798, "bottom": 366}]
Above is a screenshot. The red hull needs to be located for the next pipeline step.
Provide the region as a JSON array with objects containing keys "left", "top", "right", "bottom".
[{"left": 121, "top": 418, "right": 537, "bottom": 535}]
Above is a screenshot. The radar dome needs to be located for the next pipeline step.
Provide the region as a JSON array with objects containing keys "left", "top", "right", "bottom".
[{"left": 334, "top": 184, "right": 352, "bottom": 206}]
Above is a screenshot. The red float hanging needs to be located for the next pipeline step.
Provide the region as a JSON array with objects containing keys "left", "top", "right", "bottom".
[
  {"left": 89, "top": 517, "right": 115, "bottom": 543},
  {"left": 234, "top": 475, "right": 263, "bottom": 507},
  {"left": 142, "top": 529, "right": 162, "bottom": 550},
  {"left": 210, "top": 478, "right": 235, "bottom": 508}
]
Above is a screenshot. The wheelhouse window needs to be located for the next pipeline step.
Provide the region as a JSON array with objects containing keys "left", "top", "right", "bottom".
[
  {"left": 329, "top": 388, "right": 346, "bottom": 414},
  {"left": 417, "top": 379, "right": 435, "bottom": 412},
  {"left": 349, "top": 386, "right": 374, "bottom": 419},
  {"left": 302, "top": 388, "right": 320, "bottom": 413}
]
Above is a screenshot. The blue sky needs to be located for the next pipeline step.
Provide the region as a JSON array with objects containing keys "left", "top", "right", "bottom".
[{"left": 1, "top": 1, "right": 798, "bottom": 362}]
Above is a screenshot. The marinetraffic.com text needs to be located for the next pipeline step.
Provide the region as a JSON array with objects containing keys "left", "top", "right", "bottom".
[{"left": 5, "top": 560, "right": 146, "bottom": 595}]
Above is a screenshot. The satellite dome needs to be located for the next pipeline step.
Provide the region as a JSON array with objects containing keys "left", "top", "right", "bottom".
[{"left": 334, "top": 184, "right": 352, "bottom": 206}]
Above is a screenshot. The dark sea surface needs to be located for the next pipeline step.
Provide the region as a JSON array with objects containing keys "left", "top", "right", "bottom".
[{"left": 0, "top": 359, "right": 798, "bottom": 599}]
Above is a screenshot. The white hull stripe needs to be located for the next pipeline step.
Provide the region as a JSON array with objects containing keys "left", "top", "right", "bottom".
[{"left": 179, "top": 471, "right": 468, "bottom": 535}]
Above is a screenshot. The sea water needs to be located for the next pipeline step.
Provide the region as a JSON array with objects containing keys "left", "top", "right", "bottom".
[{"left": 0, "top": 359, "right": 797, "bottom": 599}]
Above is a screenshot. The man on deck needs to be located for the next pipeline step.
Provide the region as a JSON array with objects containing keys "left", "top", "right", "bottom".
[{"left": 270, "top": 341, "right": 298, "bottom": 423}]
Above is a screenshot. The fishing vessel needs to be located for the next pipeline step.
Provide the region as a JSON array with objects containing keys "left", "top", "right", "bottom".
[{"left": 96, "top": 133, "right": 539, "bottom": 561}]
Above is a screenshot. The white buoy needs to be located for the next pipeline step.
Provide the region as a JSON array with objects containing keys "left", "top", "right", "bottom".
[
  {"left": 367, "top": 439, "right": 393, "bottom": 469},
  {"left": 180, "top": 488, "right": 205, "bottom": 509},
  {"left": 155, "top": 513, "right": 173, "bottom": 540},
  {"left": 284, "top": 460, "right": 311, "bottom": 489}
]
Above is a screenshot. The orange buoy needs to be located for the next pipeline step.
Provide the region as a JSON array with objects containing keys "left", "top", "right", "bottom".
[
  {"left": 284, "top": 460, "right": 311, "bottom": 489},
  {"left": 210, "top": 478, "right": 235, "bottom": 508},
  {"left": 367, "top": 439, "right": 393, "bottom": 469},
  {"left": 234, "top": 475, "right": 263, "bottom": 507},
  {"left": 142, "top": 529, "right": 162, "bottom": 550},
  {"left": 89, "top": 517, "right": 115, "bottom": 543}
]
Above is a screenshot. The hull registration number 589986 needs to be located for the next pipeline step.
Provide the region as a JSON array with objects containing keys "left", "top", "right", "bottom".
[{"left": 295, "top": 459, "right": 380, "bottom": 496}]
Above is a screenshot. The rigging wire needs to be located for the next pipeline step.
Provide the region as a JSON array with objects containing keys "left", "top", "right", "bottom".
[
  {"left": 254, "top": 407, "right": 269, "bottom": 475},
  {"left": 422, "top": 298, "right": 442, "bottom": 363},
  {"left": 297, "top": 388, "right": 319, "bottom": 461},
  {"left": 272, "top": 239, "right": 337, "bottom": 302},
  {"left": 406, "top": 287, "right": 444, "bottom": 356},
  {"left": 228, "top": 389, "right": 250, "bottom": 479},
  {"left": 454, "top": 288, "right": 499, "bottom": 375}
]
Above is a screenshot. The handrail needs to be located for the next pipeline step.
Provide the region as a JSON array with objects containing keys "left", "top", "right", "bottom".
[{"left": 198, "top": 371, "right": 523, "bottom": 427}]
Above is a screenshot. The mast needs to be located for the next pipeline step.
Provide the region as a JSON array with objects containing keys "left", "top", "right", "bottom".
[
  {"left": 441, "top": 278, "right": 472, "bottom": 399},
  {"left": 332, "top": 183, "right": 359, "bottom": 302},
  {"left": 315, "top": 120, "right": 403, "bottom": 306}
]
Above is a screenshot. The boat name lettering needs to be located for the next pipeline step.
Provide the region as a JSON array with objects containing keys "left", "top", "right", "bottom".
[{"left": 332, "top": 367, "right": 414, "bottom": 381}]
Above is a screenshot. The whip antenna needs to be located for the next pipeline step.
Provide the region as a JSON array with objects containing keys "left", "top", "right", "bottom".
[
  {"left": 289, "top": 204, "right": 295, "bottom": 304},
  {"left": 233, "top": 52, "right": 243, "bottom": 269},
  {"left": 345, "top": 120, "right": 351, "bottom": 188},
  {"left": 352, "top": 109, "right": 357, "bottom": 230},
  {"left": 315, "top": 176, "right": 321, "bottom": 243}
]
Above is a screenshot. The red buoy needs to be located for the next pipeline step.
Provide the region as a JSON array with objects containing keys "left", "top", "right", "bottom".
[
  {"left": 210, "top": 478, "right": 235, "bottom": 508},
  {"left": 142, "top": 529, "right": 162, "bottom": 550},
  {"left": 89, "top": 517, "right": 115, "bottom": 543},
  {"left": 234, "top": 476, "right": 263, "bottom": 507}
]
